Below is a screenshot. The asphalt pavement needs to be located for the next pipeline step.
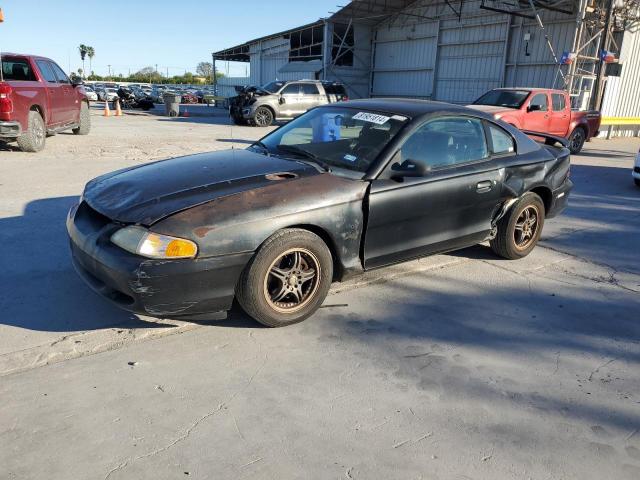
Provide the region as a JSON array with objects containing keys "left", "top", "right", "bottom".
[{"left": 1, "top": 112, "right": 639, "bottom": 479}]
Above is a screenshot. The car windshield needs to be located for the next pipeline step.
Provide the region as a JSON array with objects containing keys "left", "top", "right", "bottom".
[
  {"left": 261, "top": 81, "right": 285, "bottom": 93},
  {"left": 256, "top": 107, "right": 408, "bottom": 174},
  {"left": 473, "top": 90, "right": 530, "bottom": 108}
]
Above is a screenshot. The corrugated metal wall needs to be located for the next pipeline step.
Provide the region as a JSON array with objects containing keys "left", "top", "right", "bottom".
[
  {"left": 325, "top": 23, "right": 373, "bottom": 99},
  {"left": 216, "top": 77, "right": 250, "bottom": 98},
  {"left": 599, "top": 26, "right": 640, "bottom": 136},
  {"left": 371, "top": 21, "right": 438, "bottom": 97},
  {"left": 435, "top": 13, "right": 509, "bottom": 103},
  {"left": 602, "top": 27, "right": 640, "bottom": 117},
  {"left": 370, "top": 0, "right": 578, "bottom": 104}
]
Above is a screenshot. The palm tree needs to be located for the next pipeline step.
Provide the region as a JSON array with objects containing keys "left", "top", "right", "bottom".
[
  {"left": 86, "top": 46, "right": 95, "bottom": 75},
  {"left": 78, "top": 44, "right": 88, "bottom": 78}
]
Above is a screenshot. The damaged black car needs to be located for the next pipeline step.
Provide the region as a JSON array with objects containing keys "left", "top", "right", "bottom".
[{"left": 67, "top": 99, "right": 572, "bottom": 327}]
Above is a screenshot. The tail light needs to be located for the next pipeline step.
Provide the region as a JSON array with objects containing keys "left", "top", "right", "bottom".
[
  {"left": 0, "top": 83, "right": 13, "bottom": 114},
  {"left": 342, "top": 95, "right": 349, "bottom": 102}
]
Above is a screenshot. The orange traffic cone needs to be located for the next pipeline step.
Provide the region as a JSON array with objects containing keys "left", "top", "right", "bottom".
[
  {"left": 182, "top": 107, "right": 189, "bottom": 118},
  {"left": 114, "top": 98, "right": 123, "bottom": 116},
  {"left": 103, "top": 99, "right": 111, "bottom": 117}
]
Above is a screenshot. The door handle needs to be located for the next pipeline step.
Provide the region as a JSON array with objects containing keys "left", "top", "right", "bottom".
[{"left": 476, "top": 181, "right": 493, "bottom": 193}]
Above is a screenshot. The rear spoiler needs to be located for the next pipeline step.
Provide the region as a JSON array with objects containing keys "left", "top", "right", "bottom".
[{"left": 522, "top": 130, "right": 569, "bottom": 149}]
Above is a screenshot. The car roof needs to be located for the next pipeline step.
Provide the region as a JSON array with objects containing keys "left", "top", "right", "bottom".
[
  {"left": 490, "top": 87, "right": 566, "bottom": 93},
  {"left": 330, "top": 98, "right": 485, "bottom": 118}
]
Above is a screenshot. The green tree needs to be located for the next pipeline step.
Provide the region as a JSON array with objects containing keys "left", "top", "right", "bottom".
[
  {"left": 78, "top": 44, "right": 88, "bottom": 78},
  {"left": 86, "top": 46, "right": 95, "bottom": 74}
]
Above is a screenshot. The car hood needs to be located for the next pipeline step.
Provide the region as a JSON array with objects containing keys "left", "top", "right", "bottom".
[
  {"left": 465, "top": 104, "right": 512, "bottom": 116},
  {"left": 83, "top": 149, "right": 317, "bottom": 225}
]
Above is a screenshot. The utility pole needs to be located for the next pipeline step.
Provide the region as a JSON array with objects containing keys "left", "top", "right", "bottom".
[{"left": 592, "top": 0, "right": 615, "bottom": 110}]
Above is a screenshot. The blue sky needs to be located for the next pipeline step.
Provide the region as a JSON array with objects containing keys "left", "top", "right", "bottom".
[{"left": 1, "top": 0, "right": 340, "bottom": 77}]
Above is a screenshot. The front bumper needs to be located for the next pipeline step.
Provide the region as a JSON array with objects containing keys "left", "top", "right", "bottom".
[
  {"left": 546, "top": 178, "right": 573, "bottom": 219},
  {"left": 67, "top": 202, "right": 252, "bottom": 319},
  {"left": 229, "top": 100, "right": 256, "bottom": 119},
  {"left": 0, "top": 121, "right": 22, "bottom": 138}
]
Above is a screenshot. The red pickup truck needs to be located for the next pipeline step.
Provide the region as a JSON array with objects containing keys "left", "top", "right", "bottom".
[
  {"left": 0, "top": 53, "right": 90, "bottom": 152},
  {"left": 468, "top": 88, "right": 601, "bottom": 153}
]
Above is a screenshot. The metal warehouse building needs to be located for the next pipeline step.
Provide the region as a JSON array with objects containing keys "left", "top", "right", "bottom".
[{"left": 214, "top": 0, "right": 640, "bottom": 135}]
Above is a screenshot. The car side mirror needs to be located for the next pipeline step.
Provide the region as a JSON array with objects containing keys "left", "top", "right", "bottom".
[
  {"left": 71, "top": 76, "right": 83, "bottom": 87},
  {"left": 390, "top": 158, "right": 430, "bottom": 180},
  {"left": 279, "top": 96, "right": 286, "bottom": 104},
  {"left": 527, "top": 104, "right": 542, "bottom": 112}
]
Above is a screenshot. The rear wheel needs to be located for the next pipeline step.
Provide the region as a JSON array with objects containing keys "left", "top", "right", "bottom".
[
  {"left": 72, "top": 102, "right": 91, "bottom": 135},
  {"left": 253, "top": 106, "right": 274, "bottom": 127},
  {"left": 635, "top": 178, "right": 640, "bottom": 187},
  {"left": 568, "top": 127, "right": 586, "bottom": 154},
  {"left": 490, "top": 192, "right": 545, "bottom": 260},
  {"left": 16, "top": 110, "right": 46, "bottom": 152},
  {"left": 237, "top": 229, "right": 333, "bottom": 327}
]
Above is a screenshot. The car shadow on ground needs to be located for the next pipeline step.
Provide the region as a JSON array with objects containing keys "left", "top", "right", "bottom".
[
  {"left": 542, "top": 163, "right": 640, "bottom": 273},
  {"left": 577, "top": 147, "right": 636, "bottom": 159},
  {"left": 0, "top": 196, "right": 176, "bottom": 333}
]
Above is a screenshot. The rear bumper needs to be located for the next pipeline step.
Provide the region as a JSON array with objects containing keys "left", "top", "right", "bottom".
[
  {"left": 67, "top": 203, "right": 253, "bottom": 319},
  {"left": 546, "top": 179, "right": 573, "bottom": 219},
  {"left": 0, "top": 121, "right": 22, "bottom": 138}
]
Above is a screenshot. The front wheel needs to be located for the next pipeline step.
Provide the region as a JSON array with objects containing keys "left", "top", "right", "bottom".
[
  {"left": 16, "top": 110, "right": 46, "bottom": 152},
  {"left": 236, "top": 229, "right": 333, "bottom": 327},
  {"left": 568, "top": 127, "right": 586, "bottom": 154},
  {"left": 490, "top": 192, "right": 545, "bottom": 260},
  {"left": 72, "top": 102, "right": 91, "bottom": 135},
  {"left": 253, "top": 106, "right": 274, "bottom": 127}
]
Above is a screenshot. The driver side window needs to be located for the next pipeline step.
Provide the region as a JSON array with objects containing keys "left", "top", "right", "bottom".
[
  {"left": 397, "top": 117, "right": 488, "bottom": 170},
  {"left": 529, "top": 93, "right": 548, "bottom": 111}
]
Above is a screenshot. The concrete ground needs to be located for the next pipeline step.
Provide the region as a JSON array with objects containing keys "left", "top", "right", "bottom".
[{"left": 1, "top": 108, "right": 639, "bottom": 480}]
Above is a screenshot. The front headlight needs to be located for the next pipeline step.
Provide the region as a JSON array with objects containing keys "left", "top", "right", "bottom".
[{"left": 110, "top": 226, "right": 198, "bottom": 259}]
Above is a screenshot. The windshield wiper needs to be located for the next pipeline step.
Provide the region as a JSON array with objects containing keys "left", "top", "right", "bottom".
[
  {"left": 276, "top": 144, "right": 331, "bottom": 172},
  {"left": 251, "top": 141, "right": 271, "bottom": 156}
]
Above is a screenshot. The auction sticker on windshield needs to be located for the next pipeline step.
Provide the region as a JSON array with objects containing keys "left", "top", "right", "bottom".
[{"left": 353, "top": 112, "right": 391, "bottom": 125}]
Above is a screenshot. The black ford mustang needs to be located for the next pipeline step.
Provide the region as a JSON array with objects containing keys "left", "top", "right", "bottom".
[{"left": 67, "top": 99, "right": 572, "bottom": 327}]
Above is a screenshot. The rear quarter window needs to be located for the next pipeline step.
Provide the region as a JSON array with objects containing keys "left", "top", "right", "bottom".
[
  {"left": 301, "top": 84, "right": 320, "bottom": 95},
  {"left": 2, "top": 58, "right": 37, "bottom": 81},
  {"left": 324, "top": 84, "right": 347, "bottom": 95}
]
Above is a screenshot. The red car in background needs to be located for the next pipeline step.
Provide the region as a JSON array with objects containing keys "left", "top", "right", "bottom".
[
  {"left": 0, "top": 53, "right": 90, "bottom": 152},
  {"left": 469, "top": 88, "right": 601, "bottom": 153},
  {"left": 180, "top": 92, "right": 198, "bottom": 104}
]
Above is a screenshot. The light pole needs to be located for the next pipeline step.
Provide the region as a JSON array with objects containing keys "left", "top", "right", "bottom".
[{"left": 107, "top": 64, "right": 112, "bottom": 80}]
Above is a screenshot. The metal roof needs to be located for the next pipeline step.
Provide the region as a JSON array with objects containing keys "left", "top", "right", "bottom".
[{"left": 212, "top": 20, "right": 324, "bottom": 62}]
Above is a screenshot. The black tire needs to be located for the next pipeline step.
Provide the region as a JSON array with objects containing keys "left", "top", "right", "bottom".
[
  {"left": 568, "top": 127, "right": 586, "bottom": 154},
  {"left": 490, "top": 192, "right": 545, "bottom": 260},
  {"left": 253, "top": 106, "right": 274, "bottom": 127},
  {"left": 635, "top": 178, "right": 640, "bottom": 187},
  {"left": 16, "top": 110, "right": 46, "bottom": 152},
  {"left": 237, "top": 229, "right": 333, "bottom": 327},
  {"left": 72, "top": 102, "right": 91, "bottom": 135}
]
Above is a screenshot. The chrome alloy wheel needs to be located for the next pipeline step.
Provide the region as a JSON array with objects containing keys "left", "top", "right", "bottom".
[
  {"left": 263, "top": 248, "right": 321, "bottom": 313},
  {"left": 514, "top": 205, "right": 540, "bottom": 250}
]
